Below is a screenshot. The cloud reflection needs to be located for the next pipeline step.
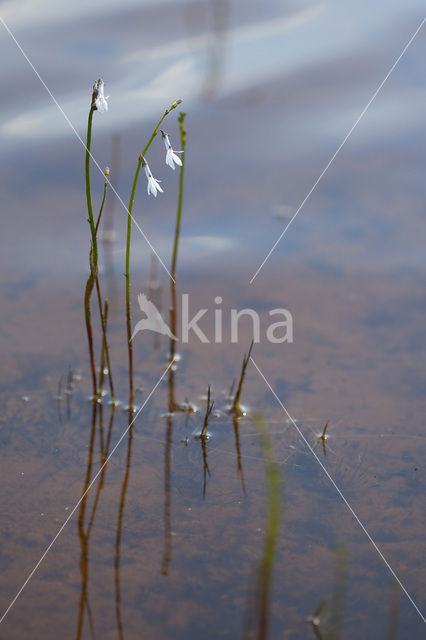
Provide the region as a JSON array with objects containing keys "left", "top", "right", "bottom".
[
  {"left": 0, "top": 4, "right": 325, "bottom": 142},
  {"left": 0, "top": 0, "right": 183, "bottom": 29}
]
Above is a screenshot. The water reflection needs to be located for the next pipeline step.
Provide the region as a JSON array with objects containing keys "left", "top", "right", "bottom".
[
  {"left": 228, "top": 342, "right": 254, "bottom": 494},
  {"left": 306, "top": 544, "right": 348, "bottom": 640},
  {"left": 199, "top": 0, "right": 230, "bottom": 98},
  {"left": 114, "top": 414, "right": 134, "bottom": 639},
  {"left": 56, "top": 365, "right": 75, "bottom": 424},
  {"left": 326, "top": 544, "right": 348, "bottom": 640},
  {"left": 160, "top": 414, "right": 173, "bottom": 577},
  {"left": 199, "top": 385, "right": 214, "bottom": 497},
  {"left": 387, "top": 579, "right": 401, "bottom": 640},
  {"left": 231, "top": 413, "right": 246, "bottom": 495},
  {"left": 76, "top": 401, "right": 116, "bottom": 639},
  {"left": 244, "top": 415, "right": 282, "bottom": 640}
]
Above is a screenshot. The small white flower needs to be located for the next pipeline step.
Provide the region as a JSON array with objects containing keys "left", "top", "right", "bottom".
[
  {"left": 160, "top": 130, "right": 183, "bottom": 170},
  {"left": 142, "top": 158, "right": 163, "bottom": 197},
  {"left": 93, "top": 79, "right": 109, "bottom": 112}
]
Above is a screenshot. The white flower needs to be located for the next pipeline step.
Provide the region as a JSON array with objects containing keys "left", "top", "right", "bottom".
[
  {"left": 160, "top": 130, "right": 183, "bottom": 170},
  {"left": 93, "top": 79, "right": 109, "bottom": 112},
  {"left": 142, "top": 158, "right": 163, "bottom": 197}
]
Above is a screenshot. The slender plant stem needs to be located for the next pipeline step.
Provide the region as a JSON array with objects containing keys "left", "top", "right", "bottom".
[
  {"left": 201, "top": 384, "right": 213, "bottom": 440},
  {"left": 87, "top": 404, "right": 116, "bottom": 539},
  {"left": 231, "top": 340, "right": 254, "bottom": 416},
  {"left": 125, "top": 158, "right": 142, "bottom": 411},
  {"left": 93, "top": 169, "right": 115, "bottom": 402},
  {"left": 95, "top": 170, "right": 109, "bottom": 237},
  {"left": 84, "top": 272, "right": 97, "bottom": 397},
  {"left": 84, "top": 104, "right": 98, "bottom": 401},
  {"left": 95, "top": 283, "right": 115, "bottom": 403},
  {"left": 168, "top": 112, "right": 186, "bottom": 412},
  {"left": 171, "top": 112, "right": 186, "bottom": 280},
  {"left": 85, "top": 107, "right": 98, "bottom": 271},
  {"left": 125, "top": 99, "right": 182, "bottom": 411},
  {"left": 98, "top": 301, "right": 107, "bottom": 397}
]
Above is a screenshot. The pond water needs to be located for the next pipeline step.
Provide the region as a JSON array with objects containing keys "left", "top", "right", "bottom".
[{"left": 1, "top": 1, "right": 426, "bottom": 638}]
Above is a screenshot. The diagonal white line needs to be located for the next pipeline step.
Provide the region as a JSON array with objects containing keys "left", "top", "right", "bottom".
[
  {"left": 250, "top": 356, "right": 426, "bottom": 625},
  {"left": 0, "top": 360, "right": 174, "bottom": 626},
  {"left": 249, "top": 17, "right": 426, "bottom": 284},
  {"left": 0, "top": 16, "right": 174, "bottom": 283}
]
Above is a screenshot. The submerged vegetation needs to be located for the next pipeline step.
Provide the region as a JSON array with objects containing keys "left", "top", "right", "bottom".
[{"left": 245, "top": 413, "right": 282, "bottom": 640}]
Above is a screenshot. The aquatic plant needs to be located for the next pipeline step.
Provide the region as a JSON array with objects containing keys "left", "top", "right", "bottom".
[
  {"left": 317, "top": 422, "right": 329, "bottom": 457},
  {"left": 249, "top": 413, "right": 282, "bottom": 640},
  {"left": 160, "top": 130, "right": 183, "bottom": 170},
  {"left": 201, "top": 384, "right": 214, "bottom": 440},
  {"left": 84, "top": 82, "right": 115, "bottom": 403},
  {"left": 230, "top": 340, "right": 254, "bottom": 416},
  {"left": 124, "top": 99, "right": 182, "bottom": 411},
  {"left": 199, "top": 384, "right": 214, "bottom": 495},
  {"left": 84, "top": 78, "right": 183, "bottom": 408},
  {"left": 168, "top": 112, "right": 193, "bottom": 413}
]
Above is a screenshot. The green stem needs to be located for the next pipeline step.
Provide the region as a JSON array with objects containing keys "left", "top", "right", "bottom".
[
  {"left": 95, "top": 171, "right": 109, "bottom": 238},
  {"left": 125, "top": 158, "right": 142, "bottom": 410},
  {"left": 98, "top": 300, "right": 107, "bottom": 397},
  {"left": 125, "top": 99, "right": 182, "bottom": 411},
  {"left": 95, "top": 281, "right": 115, "bottom": 403},
  {"left": 171, "top": 112, "right": 186, "bottom": 279},
  {"left": 84, "top": 106, "right": 98, "bottom": 402},
  {"left": 168, "top": 112, "right": 187, "bottom": 412},
  {"left": 92, "top": 167, "right": 115, "bottom": 404},
  {"left": 85, "top": 107, "right": 98, "bottom": 271},
  {"left": 84, "top": 272, "right": 97, "bottom": 398}
]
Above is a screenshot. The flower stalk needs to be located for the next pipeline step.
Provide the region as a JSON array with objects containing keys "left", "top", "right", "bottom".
[
  {"left": 84, "top": 83, "right": 113, "bottom": 402},
  {"left": 85, "top": 106, "right": 98, "bottom": 273},
  {"left": 124, "top": 99, "right": 182, "bottom": 411},
  {"left": 168, "top": 112, "right": 187, "bottom": 413}
]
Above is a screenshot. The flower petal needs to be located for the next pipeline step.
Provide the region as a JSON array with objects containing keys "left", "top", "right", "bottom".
[
  {"left": 166, "top": 149, "right": 175, "bottom": 169},
  {"left": 171, "top": 152, "right": 182, "bottom": 166}
]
